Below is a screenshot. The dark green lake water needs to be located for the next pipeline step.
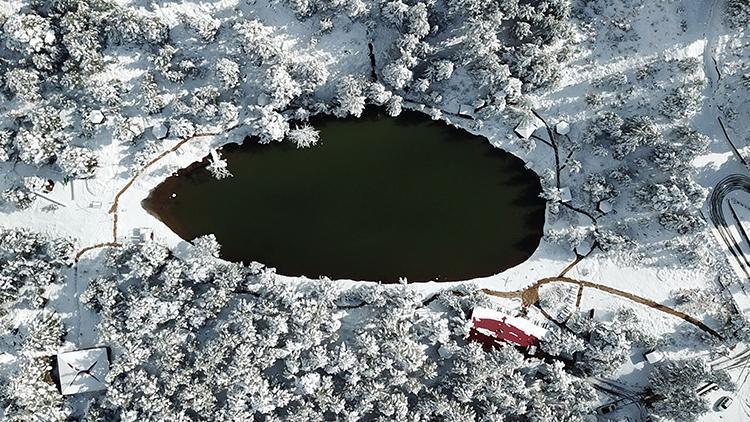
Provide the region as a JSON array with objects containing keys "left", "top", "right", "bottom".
[{"left": 143, "top": 111, "right": 545, "bottom": 282}]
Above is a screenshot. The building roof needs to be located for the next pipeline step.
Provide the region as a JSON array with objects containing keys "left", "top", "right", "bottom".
[
  {"left": 644, "top": 350, "right": 664, "bottom": 364},
  {"left": 514, "top": 121, "right": 539, "bottom": 140},
  {"left": 458, "top": 104, "right": 475, "bottom": 118},
  {"left": 88, "top": 110, "right": 105, "bottom": 124},
  {"left": 559, "top": 187, "right": 572, "bottom": 203},
  {"left": 470, "top": 307, "right": 549, "bottom": 347},
  {"left": 152, "top": 124, "right": 169, "bottom": 139},
  {"left": 57, "top": 348, "right": 110, "bottom": 395},
  {"left": 555, "top": 121, "right": 570, "bottom": 135}
]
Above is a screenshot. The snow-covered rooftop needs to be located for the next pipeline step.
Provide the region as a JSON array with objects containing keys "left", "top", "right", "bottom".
[
  {"left": 555, "top": 121, "right": 570, "bottom": 135},
  {"left": 57, "top": 348, "right": 110, "bottom": 395},
  {"left": 471, "top": 307, "right": 549, "bottom": 340},
  {"left": 514, "top": 118, "right": 542, "bottom": 140}
]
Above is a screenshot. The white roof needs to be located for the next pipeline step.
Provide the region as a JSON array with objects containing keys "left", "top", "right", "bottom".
[
  {"left": 88, "top": 110, "right": 105, "bottom": 124},
  {"left": 152, "top": 124, "right": 169, "bottom": 139},
  {"left": 555, "top": 121, "right": 570, "bottom": 135},
  {"left": 559, "top": 187, "right": 572, "bottom": 203},
  {"left": 127, "top": 117, "right": 145, "bottom": 136},
  {"left": 57, "top": 348, "right": 109, "bottom": 395},
  {"left": 471, "top": 307, "right": 549, "bottom": 340},
  {"left": 458, "top": 104, "right": 475, "bottom": 117},
  {"left": 644, "top": 350, "right": 664, "bottom": 364},
  {"left": 514, "top": 116, "right": 542, "bottom": 139},
  {"left": 599, "top": 200, "right": 614, "bottom": 213}
]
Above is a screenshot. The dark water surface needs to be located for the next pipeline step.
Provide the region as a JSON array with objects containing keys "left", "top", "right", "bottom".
[{"left": 143, "top": 111, "right": 545, "bottom": 282}]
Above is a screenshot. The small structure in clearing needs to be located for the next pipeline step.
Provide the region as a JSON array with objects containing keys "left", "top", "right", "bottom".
[
  {"left": 555, "top": 121, "right": 570, "bottom": 135},
  {"left": 644, "top": 349, "right": 664, "bottom": 364},
  {"left": 57, "top": 347, "right": 110, "bottom": 395},
  {"left": 131, "top": 227, "right": 154, "bottom": 244},
  {"left": 458, "top": 104, "right": 475, "bottom": 118},
  {"left": 598, "top": 200, "right": 614, "bottom": 214},
  {"left": 152, "top": 123, "right": 169, "bottom": 140},
  {"left": 88, "top": 110, "right": 105, "bottom": 125},
  {"left": 559, "top": 187, "right": 572, "bottom": 203},
  {"left": 514, "top": 117, "right": 542, "bottom": 140},
  {"left": 468, "top": 307, "right": 548, "bottom": 352}
]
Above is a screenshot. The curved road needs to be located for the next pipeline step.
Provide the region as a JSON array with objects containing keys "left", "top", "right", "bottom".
[{"left": 709, "top": 174, "right": 750, "bottom": 281}]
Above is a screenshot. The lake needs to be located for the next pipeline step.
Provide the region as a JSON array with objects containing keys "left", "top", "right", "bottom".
[{"left": 143, "top": 110, "right": 546, "bottom": 282}]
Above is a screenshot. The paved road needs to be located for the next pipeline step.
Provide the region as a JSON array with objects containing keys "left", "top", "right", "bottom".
[{"left": 708, "top": 174, "right": 750, "bottom": 281}]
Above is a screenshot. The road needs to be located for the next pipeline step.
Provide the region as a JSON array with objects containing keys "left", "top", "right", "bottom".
[{"left": 709, "top": 174, "right": 750, "bottom": 282}]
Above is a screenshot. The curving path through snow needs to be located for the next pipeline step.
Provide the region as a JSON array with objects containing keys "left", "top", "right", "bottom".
[{"left": 481, "top": 275, "right": 723, "bottom": 339}]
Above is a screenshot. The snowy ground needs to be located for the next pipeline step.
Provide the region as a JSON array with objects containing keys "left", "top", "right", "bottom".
[{"left": 2, "top": 0, "right": 750, "bottom": 420}]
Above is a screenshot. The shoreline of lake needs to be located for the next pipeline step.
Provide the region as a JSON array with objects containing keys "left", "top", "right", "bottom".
[{"left": 143, "top": 110, "right": 546, "bottom": 282}]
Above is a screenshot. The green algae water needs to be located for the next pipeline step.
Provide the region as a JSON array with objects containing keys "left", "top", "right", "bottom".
[{"left": 143, "top": 110, "right": 545, "bottom": 282}]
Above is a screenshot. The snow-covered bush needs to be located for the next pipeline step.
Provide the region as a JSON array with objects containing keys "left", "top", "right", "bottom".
[
  {"left": 636, "top": 177, "right": 706, "bottom": 217},
  {"left": 108, "top": 8, "right": 168, "bottom": 45},
  {"left": 571, "top": 308, "right": 656, "bottom": 376},
  {"left": 290, "top": 59, "right": 330, "bottom": 93},
  {"left": 382, "top": 62, "right": 413, "bottom": 90},
  {"left": 0, "top": 229, "right": 74, "bottom": 419},
  {"left": 426, "top": 59, "right": 454, "bottom": 81},
  {"left": 2, "top": 13, "right": 60, "bottom": 72},
  {"left": 250, "top": 107, "right": 289, "bottom": 143},
  {"left": 659, "top": 211, "right": 705, "bottom": 235},
  {"left": 263, "top": 65, "right": 302, "bottom": 109},
  {"left": 140, "top": 72, "right": 166, "bottom": 115},
  {"left": 366, "top": 82, "right": 392, "bottom": 105},
  {"left": 659, "top": 80, "right": 704, "bottom": 119},
  {"left": 23, "top": 311, "right": 65, "bottom": 354},
  {"left": 5, "top": 68, "right": 42, "bottom": 102},
  {"left": 14, "top": 127, "right": 63, "bottom": 167},
  {"left": 170, "top": 117, "right": 197, "bottom": 139},
  {"left": 582, "top": 173, "right": 618, "bottom": 203},
  {"left": 2, "top": 186, "right": 35, "bottom": 209},
  {"left": 216, "top": 58, "right": 241, "bottom": 90},
  {"left": 335, "top": 76, "right": 367, "bottom": 117},
  {"left": 287, "top": 125, "right": 320, "bottom": 148},
  {"left": 57, "top": 146, "right": 98, "bottom": 178},
  {"left": 207, "top": 152, "right": 233, "bottom": 180},
  {"left": 612, "top": 115, "right": 661, "bottom": 158},
  {"left": 386, "top": 94, "right": 403, "bottom": 116},
  {"left": 191, "top": 86, "right": 221, "bottom": 118},
  {"left": 234, "top": 20, "right": 283, "bottom": 65},
  {"left": 2, "top": 357, "right": 71, "bottom": 421},
  {"left": 183, "top": 12, "right": 221, "bottom": 42},
  {"left": 0, "top": 130, "right": 13, "bottom": 162}
]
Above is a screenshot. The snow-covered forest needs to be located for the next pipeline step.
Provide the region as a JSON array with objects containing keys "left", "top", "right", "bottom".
[
  {"left": 3, "top": 0, "right": 750, "bottom": 420},
  {"left": 2, "top": 233, "right": 732, "bottom": 421}
]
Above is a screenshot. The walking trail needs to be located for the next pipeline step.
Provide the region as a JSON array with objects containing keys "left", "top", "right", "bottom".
[{"left": 72, "top": 124, "right": 723, "bottom": 340}]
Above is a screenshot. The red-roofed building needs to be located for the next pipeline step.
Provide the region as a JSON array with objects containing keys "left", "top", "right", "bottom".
[{"left": 468, "top": 307, "right": 548, "bottom": 351}]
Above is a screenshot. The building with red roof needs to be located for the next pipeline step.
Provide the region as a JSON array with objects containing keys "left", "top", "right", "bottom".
[{"left": 469, "top": 307, "right": 549, "bottom": 351}]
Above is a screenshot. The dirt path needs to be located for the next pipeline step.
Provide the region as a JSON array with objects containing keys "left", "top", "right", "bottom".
[
  {"left": 74, "top": 242, "right": 121, "bottom": 262},
  {"left": 108, "top": 131, "right": 224, "bottom": 239},
  {"left": 480, "top": 275, "right": 722, "bottom": 339},
  {"left": 74, "top": 128, "right": 233, "bottom": 259},
  {"left": 69, "top": 119, "right": 722, "bottom": 340}
]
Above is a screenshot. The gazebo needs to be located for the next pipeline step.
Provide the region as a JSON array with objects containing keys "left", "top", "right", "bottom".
[{"left": 57, "top": 347, "right": 110, "bottom": 395}]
